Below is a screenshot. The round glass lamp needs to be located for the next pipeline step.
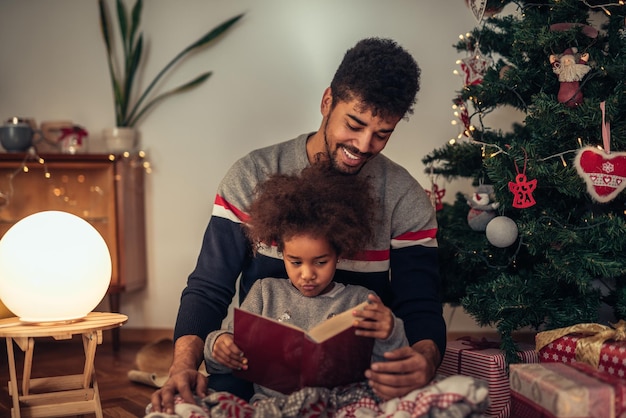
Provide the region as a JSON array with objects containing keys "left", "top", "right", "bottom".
[{"left": 0, "top": 210, "right": 112, "bottom": 322}]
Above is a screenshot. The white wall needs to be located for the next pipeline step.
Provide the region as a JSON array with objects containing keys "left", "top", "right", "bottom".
[{"left": 0, "top": 1, "right": 518, "bottom": 332}]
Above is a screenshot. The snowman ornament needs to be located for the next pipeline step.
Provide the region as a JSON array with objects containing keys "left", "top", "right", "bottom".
[{"left": 467, "top": 184, "right": 500, "bottom": 231}]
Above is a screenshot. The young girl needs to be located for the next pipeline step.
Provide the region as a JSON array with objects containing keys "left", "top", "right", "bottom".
[{"left": 204, "top": 163, "right": 408, "bottom": 403}]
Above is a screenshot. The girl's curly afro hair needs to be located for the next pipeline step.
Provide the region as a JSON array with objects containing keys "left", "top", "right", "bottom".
[{"left": 244, "top": 162, "right": 377, "bottom": 258}]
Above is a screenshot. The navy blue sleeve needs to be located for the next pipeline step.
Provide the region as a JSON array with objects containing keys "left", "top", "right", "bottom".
[
  {"left": 389, "top": 245, "right": 446, "bottom": 359},
  {"left": 173, "top": 216, "right": 249, "bottom": 342}
]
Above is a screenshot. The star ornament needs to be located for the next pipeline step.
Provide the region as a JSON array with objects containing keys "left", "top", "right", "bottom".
[
  {"left": 575, "top": 146, "right": 626, "bottom": 203},
  {"left": 460, "top": 53, "right": 491, "bottom": 86}
]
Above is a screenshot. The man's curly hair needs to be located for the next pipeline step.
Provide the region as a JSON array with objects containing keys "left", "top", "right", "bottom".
[
  {"left": 330, "top": 37, "right": 420, "bottom": 120},
  {"left": 244, "top": 163, "right": 377, "bottom": 258}
]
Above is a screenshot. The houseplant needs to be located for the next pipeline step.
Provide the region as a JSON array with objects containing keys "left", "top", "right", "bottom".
[{"left": 98, "top": 0, "right": 243, "bottom": 150}]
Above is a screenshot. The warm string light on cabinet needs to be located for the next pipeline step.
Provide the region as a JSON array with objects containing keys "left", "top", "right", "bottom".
[
  {"left": 0, "top": 149, "right": 49, "bottom": 209},
  {"left": 112, "top": 150, "right": 152, "bottom": 174},
  {"left": 0, "top": 151, "right": 151, "bottom": 210}
]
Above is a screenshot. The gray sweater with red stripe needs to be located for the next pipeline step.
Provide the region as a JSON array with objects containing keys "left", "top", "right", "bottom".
[{"left": 175, "top": 133, "right": 445, "bottom": 357}]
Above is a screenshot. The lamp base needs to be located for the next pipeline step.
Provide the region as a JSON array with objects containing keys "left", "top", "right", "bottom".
[{"left": 19, "top": 316, "right": 85, "bottom": 325}]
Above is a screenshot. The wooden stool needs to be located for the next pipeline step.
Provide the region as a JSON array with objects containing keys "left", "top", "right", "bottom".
[{"left": 0, "top": 312, "right": 127, "bottom": 418}]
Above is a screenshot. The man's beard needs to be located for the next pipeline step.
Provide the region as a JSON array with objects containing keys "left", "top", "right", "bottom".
[{"left": 322, "top": 120, "right": 368, "bottom": 175}]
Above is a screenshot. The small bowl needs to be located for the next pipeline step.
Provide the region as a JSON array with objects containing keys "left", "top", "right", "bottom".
[{"left": 0, "top": 123, "right": 34, "bottom": 152}]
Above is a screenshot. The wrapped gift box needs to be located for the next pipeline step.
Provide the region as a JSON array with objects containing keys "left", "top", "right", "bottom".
[
  {"left": 510, "top": 362, "right": 626, "bottom": 418},
  {"left": 535, "top": 321, "right": 626, "bottom": 378},
  {"left": 438, "top": 337, "right": 539, "bottom": 418}
]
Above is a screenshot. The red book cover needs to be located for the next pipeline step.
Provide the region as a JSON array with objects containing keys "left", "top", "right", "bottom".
[{"left": 232, "top": 302, "right": 375, "bottom": 394}]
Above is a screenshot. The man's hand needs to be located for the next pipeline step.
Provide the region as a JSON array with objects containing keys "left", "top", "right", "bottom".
[
  {"left": 150, "top": 369, "right": 208, "bottom": 414},
  {"left": 364, "top": 340, "right": 440, "bottom": 400},
  {"left": 150, "top": 335, "right": 206, "bottom": 414}
]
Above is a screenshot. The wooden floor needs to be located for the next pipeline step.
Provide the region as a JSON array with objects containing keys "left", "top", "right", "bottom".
[{"left": 0, "top": 333, "right": 157, "bottom": 417}]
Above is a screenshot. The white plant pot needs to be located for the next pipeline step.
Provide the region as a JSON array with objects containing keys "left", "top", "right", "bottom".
[{"left": 102, "top": 127, "right": 138, "bottom": 153}]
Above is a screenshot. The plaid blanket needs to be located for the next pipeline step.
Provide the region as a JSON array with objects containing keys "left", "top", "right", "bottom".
[{"left": 144, "top": 375, "right": 488, "bottom": 418}]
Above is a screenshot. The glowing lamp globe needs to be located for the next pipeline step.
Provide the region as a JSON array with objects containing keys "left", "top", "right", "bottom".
[{"left": 0, "top": 211, "right": 112, "bottom": 322}]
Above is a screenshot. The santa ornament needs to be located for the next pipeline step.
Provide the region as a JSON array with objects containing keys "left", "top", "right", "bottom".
[
  {"left": 549, "top": 47, "right": 590, "bottom": 108},
  {"left": 575, "top": 102, "right": 626, "bottom": 202},
  {"left": 547, "top": 23, "right": 597, "bottom": 108}
]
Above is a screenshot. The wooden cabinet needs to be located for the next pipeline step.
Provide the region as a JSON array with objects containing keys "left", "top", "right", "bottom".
[{"left": 0, "top": 153, "right": 147, "bottom": 348}]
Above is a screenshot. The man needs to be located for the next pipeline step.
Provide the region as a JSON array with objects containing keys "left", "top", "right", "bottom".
[{"left": 150, "top": 37, "right": 446, "bottom": 414}]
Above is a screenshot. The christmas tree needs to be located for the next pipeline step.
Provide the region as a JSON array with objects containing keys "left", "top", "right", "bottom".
[{"left": 423, "top": 0, "right": 626, "bottom": 362}]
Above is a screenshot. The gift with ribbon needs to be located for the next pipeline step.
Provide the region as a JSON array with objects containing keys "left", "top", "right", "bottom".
[
  {"left": 510, "top": 361, "right": 626, "bottom": 418},
  {"left": 535, "top": 320, "right": 626, "bottom": 377},
  {"left": 437, "top": 337, "right": 539, "bottom": 418}
]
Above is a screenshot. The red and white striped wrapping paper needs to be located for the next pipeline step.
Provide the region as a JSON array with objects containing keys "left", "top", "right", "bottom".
[
  {"left": 437, "top": 338, "right": 539, "bottom": 418},
  {"left": 509, "top": 362, "right": 626, "bottom": 418}
]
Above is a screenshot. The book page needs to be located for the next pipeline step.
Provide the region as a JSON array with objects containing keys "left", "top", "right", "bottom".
[{"left": 308, "top": 301, "right": 369, "bottom": 343}]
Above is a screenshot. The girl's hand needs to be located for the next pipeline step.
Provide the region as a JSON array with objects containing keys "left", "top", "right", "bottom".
[
  {"left": 352, "top": 294, "right": 394, "bottom": 340},
  {"left": 212, "top": 333, "right": 248, "bottom": 370}
]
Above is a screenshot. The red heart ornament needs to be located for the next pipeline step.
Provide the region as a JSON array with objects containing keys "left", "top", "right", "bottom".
[{"left": 574, "top": 146, "right": 626, "bottom": 202}]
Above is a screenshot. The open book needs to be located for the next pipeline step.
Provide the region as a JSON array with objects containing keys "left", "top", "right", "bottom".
[{"left": 233, "top": 301, "right": 375, "bottom": 394}]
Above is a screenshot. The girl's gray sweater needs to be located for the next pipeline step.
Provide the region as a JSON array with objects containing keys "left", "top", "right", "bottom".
[{"left": 204, "top": 278, "right": 408, "bottom": 402}]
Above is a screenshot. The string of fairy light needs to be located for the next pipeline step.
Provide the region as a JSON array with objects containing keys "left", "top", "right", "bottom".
[
  {"left": 0, "top": 148, "right": 151, "bottom": 210},
  {"left": 0, "top": 152, "right": 49, "bottom": 209}
]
